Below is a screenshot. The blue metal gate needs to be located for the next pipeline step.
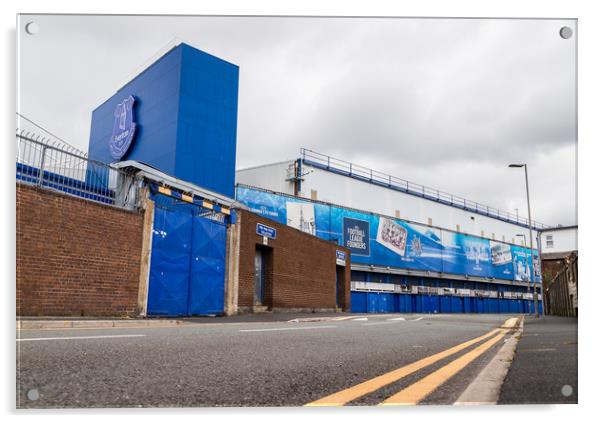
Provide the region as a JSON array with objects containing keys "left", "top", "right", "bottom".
[{"left": 147, "top": 207, "right": 226, "bottom": 316}]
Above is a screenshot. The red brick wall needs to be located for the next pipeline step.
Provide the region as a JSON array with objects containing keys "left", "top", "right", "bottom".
[
  {"left": 16, "top": 183, "right": 144, "bottom": 316},
  {"left": 237, "top": 210, "right": 350, "bottom": 311}
]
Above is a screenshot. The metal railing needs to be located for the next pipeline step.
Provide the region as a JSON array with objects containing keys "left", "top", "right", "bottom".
[
  {"left": 16, "top": 131, "right": 136, "bottom": 208},
  {"left": 545, "top": 253, "right": 578, "bottom": 317},
  {"left": 300, "top": 148, "right": 549, "bottom": 230}
]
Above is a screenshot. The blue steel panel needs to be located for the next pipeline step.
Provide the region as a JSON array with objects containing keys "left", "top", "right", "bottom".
[
  {"left": 367, "top": 293, "right": 380, "bottom": 313},
  {"left": 89, "top": 46, "right": 182, "bottom": 171},
  {"left": 147, "top": 207, "right": 193, "bottom": 316},
  {"left": 475, "top": 298, "right": 485, "bottom": 314},
  {"left": 414, "top": 295, "right": 423, "bottom": 313},
  {"left": 451, "top": 296, "right": 463, "bottom": 313},
  {"left": 403, "top": 295, "right": 412, "bottom": 313},
  {"left": 499, "top": 298, "right": 510, "bottom": 313},
  {"left": 351, "top": 292, "right": 367, "bottom": 313},
  {"left": 188, "top": 215, "right": 226, "bottom": 315},
  {"left": 379, "top": 294, "right": 395, "bottom": 313},
  {"left": 490, "top": 298, "right": 500, "bottom": 314},
  {"left": 176, "top": 44, "right": 239, "bottom": 197},
  {"left": 463, "top": 297, "right": 473, "bottom": 313},
  {"left": 396, "top": 294, "right": 411, "bottom": 313},
  {"left": 440, "top": 296, "right": 452, "bottom": 313},
  {"left": 88, "top": 44, "right": 239, "bottom": 198},
  {"left": 420, "top": 295, "right": 439, "bottom": 314}
]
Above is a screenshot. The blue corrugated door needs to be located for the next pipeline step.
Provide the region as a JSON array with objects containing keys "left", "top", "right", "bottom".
[
  {"left": 367, "top": 293, "right": 379, "bottom": 313},
  {"left": 351, "top": 292, "right": 367, "bottom": 313},
  {"left": 148, "top": 208, "right": 227, "bottom": 316},
  {"left": 147, "top": 208, "right": 193, "bottom": 316},
  {"left": 188, "top": 215, "right": 226, "bottom": 315}
]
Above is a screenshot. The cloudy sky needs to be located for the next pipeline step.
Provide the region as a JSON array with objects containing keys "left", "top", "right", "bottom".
[{"left": 17, "top": 15, "right": 576, "bottom": 226}]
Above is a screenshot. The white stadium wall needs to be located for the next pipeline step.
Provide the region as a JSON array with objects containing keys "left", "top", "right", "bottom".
[{"left": 235, "top": 161, "right": 296, "bottom": 195}]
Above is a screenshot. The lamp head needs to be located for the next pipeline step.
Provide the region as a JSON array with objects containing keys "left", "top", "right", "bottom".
[{"left": 508, "top": 164, "right": 525, "bottom": 168}]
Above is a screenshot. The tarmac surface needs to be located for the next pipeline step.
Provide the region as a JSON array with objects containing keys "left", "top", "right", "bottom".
[
  {"left": 498, "top": 315, "right": 578, "bottom": 404},
  {"left": 16, "top": 313, "right": 516, "bottom": 408}
]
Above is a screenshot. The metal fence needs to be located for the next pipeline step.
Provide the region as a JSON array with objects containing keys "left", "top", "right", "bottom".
[
  {"left": 545, "top": 252, "right": 578, "bottom": 317},
  {"left": 16, "top": 131, "right": 137, "bottom": 209},
  {"left": 300, "top": 148, "right": 549, "bottom": 230}
]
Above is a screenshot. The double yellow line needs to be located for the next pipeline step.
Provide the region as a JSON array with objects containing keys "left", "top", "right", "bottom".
[{"left": 305, "top": 317, "right": 518, "bottom": 406}]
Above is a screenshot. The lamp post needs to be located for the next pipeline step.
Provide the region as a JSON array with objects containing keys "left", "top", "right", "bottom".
[
  {"left": 515, "top": 233, "right": 532, "bottom": 315},
  {"left": 509, "top": 163, "right": 539, "bottom": 317}
]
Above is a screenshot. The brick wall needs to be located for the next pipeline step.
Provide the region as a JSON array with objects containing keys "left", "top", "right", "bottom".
[
  {"left": 16, "top": 183, "right": 144, "bottom": 316},
  {"left": 236, "top": 210, "right": 350, "bottom": 311}
]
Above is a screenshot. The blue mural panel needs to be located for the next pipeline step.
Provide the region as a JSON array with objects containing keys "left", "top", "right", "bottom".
[
  {"left": 441, "top": 232, "right": 492, "bottom": 277},
  {"left": 235, "top": 186, "right": 539, "bottom": 283},
  {"left": 342, "top": 217, "right": 370, "bottom": 256},
  {"left": 490, "top": 241, "right": 514, "bottom": 280}
]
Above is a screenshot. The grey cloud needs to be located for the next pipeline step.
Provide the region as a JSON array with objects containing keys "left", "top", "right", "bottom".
[{"left": 18, "top": 15, "right": 577, "bottom": 225}]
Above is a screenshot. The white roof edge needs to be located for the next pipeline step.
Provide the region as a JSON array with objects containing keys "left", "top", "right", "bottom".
[
  {"left": 236, "top": 159, "right": 295, "bottom": 173},
  {"left": 540, "top": 225, "right": 578, "bottom": 232},
  {"left": 113, "top": 160, "right": 249, "bottom": 210}
]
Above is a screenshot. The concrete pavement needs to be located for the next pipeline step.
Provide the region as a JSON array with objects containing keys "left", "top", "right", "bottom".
[
  {"left": 17, "top": 311, "right": 378, "bottom": 330},
  {"left": 17, "top": 313, "right": 518, "bottom": 408},
  {"left": 498, "top": 315, "right": 578, "bottom": 404}
]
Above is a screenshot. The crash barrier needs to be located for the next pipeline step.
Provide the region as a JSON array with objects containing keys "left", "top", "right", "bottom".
[{"left": 545, "top": 253, "right": 578, "bottom": 317}]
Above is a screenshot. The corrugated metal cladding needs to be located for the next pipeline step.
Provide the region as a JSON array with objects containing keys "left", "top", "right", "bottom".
[
  {"left": 88, "top": 43, "right": 239, "bottom": 198},
  {"left": 350, "top": 291, "right": 543, "bottom": 314}
]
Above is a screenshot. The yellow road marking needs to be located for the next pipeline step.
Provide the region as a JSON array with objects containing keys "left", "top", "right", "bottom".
[
  {"left": 380, "top": 329, "right": 509, "bottom": 406},
  {"left": 501, "top": 317, "right": 519, "bottom": 329},
  {"left": 304, "top": 328, "right": 500, "bottom": 406}
]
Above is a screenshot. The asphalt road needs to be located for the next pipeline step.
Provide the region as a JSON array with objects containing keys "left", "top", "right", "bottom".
[
  {"left": 17, "top": 313, "right": 516, "bottom": 408},
  {"left": 498, "top": 315, "right": 578, "bottom": 404}
]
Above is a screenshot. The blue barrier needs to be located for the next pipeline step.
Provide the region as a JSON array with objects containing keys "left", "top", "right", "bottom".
[{"left": 350, "top": 292, "right": 367, "bottom": 313}]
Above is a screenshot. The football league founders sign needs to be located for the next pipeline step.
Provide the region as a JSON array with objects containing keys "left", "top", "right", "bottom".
[
  {"left": 343, "top": 217, "right": 370, "bottom": 256},
  {"left": 109, "top": 95, "right": 137, "bottom": 160}
]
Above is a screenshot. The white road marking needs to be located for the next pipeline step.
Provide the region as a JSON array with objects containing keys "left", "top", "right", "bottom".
[
  {"left": 353, "top": 317, "right": 368, "bottom": 321},
  {"left": 411, "top": 317, "right": 424, "bottom": 321},
  {"left": 239, "top": 325, "right": 337, "bottom": 333},
  {"left": 362, "top": 321, "right": 399, "bottom": 326},
  {"left": 387, "top": 317, "right": 406, "bottom": 321},
  {"left": 17, "top": 334, "right": 147, "bottom": 342}
]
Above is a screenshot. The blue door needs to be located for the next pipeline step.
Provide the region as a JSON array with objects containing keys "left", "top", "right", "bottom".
[
  {"left": 147, "top": 208, "right": 193, "bottom": 316},
  {"left": 188, "top": 216, "right": 226, "bottom": 315},
  {"left": 367, "top": 293, "right": 379, "bottom": 313},
  {"left": 148, "top": 207, "right": 226, "bottom": 316}
]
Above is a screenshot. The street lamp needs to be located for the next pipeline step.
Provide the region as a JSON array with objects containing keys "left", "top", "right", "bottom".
[
  {"left": 515, "top": 234, "right": 533, "bottom": 315},
  {"left": 509, "top": 163, "right": 539, "bottom": 317}
]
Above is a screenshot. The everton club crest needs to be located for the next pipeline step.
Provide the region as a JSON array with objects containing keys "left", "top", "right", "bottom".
[{"left": 109, "top": 95, "right": 137, "bottom": 160}]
